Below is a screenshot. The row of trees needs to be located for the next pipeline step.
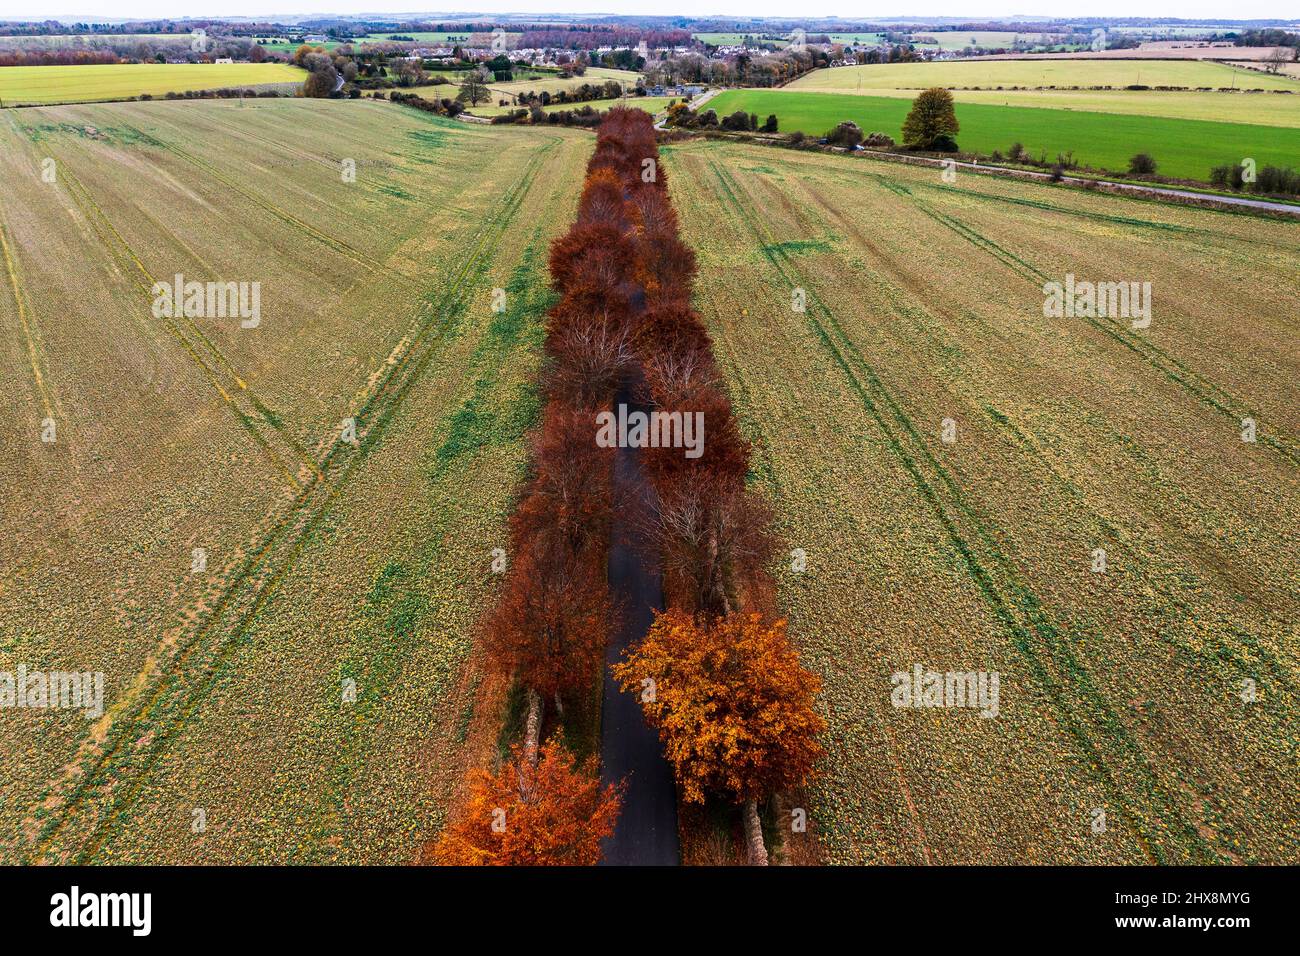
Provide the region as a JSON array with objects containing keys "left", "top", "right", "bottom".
[
  {"left": 436, "top": 107, "right": 825, "bottom": 866},
  {"left": 432, "top": 110, "right": 658, "bottom": 865},
  {"left": 597, "top": 108, "right": 825, "bottom": 865}
]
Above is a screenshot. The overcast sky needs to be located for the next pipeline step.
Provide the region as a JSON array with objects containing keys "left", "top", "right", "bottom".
[{"left": 1, "top": 2, "right": 1296, "bottom": 24}]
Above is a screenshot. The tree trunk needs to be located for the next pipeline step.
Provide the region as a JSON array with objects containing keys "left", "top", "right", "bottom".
[
  {"left": 553, "top": 691, "right": 564, "bottom": 721},
  {"left": 743, "top": 799, "right": 769, "bottom": 866},
  {"left": 523, "top": 688, "right": 542, "bottom": 767}
]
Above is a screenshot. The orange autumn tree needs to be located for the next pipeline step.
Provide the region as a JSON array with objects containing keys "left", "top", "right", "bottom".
[
  {"left": 613, "top": 609, "right": 825, "bottom": 863},
  {"left": 433, "top": 738, "right": 622, "bottom": 865}
]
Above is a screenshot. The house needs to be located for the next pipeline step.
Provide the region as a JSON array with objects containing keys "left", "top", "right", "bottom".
[
  {"left": 215, "top": 57, "right": 233, "bottom": 64},
  {"left": 303, "top": 34, "right": 327, "bottom": 43}
]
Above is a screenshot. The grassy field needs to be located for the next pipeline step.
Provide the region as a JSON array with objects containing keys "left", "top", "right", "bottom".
[
  {"left": 0, "top": 97, "right": 592, "bottom": 863},
  {"left": 790, "top": 60, "right": 1300, "bottom": 93},
  {"left": 839, "top": 87, "right": 1300, "bottom": 127},
  {"left": 705, "top": 89, "right": 1300, "bottom": 181},
  {"left": 0, "top": 63, "right": 305, "bottom": 106},
  {"left": 470, "top": 95, "right": 673, "bottom": 117},
  {"left": 661, "top": 137, "right": 1300, "bottom": 864}
]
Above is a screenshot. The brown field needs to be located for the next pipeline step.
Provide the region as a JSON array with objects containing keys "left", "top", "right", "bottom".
[
  {"left": 0, "top": 98, "right": 591, "bottom": 863},
  {"left": 662, "top": 137, "right": 1299, "bottom": 864}
]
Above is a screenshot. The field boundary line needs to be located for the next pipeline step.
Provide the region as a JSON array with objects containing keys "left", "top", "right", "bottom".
[{"left": 0, "top": 205, "right": 59, "bottom": 421}]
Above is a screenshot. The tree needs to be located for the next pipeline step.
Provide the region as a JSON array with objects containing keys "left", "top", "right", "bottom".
[
  {"left": 720, "top": 109, "right": 750, "bottom": 131},
  {"left": 292, "top": 43, "right": 323, "bottom": 67},
  {"left": 485, "top": 500, "right": 611, "bottom": 705},
  {"left": 825, "top": 120, "right": 864, "bottom": 148},
  {"left": 1128, "top": 152, "right": 1158, "bottom": 175},
  {"left": 431, "top": 739, "right": 622, "bottom": 865},
  {"left": 901, "top": 87, "right": 959, "bottom": 149},
  {"left": 394, "top": 58, "right": 424, "bottom": 87},
  {"left": 1264, "top": 46, "right": 1291, "bottom": 74},
  {"left": 301, "top": 55, "right": 339, "bottom": 98},
  {"left": 457, "top": 70, "right": 489, "bottom": 105},
  {"left": 761, "top": 114, "right": 779, "bottom": 133},
  {"left": 614, "top": 610, "right": 825, "bottom": 864}
]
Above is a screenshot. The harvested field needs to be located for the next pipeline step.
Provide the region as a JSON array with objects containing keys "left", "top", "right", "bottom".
[
  {"left": 790, "top": 60, "right": 1300, "bottom": 93},
  {"left": 661, "top": 137, "right": 1300, "bottom": 864},
  {"left": 0, "top": 97, "right": 592, "bottom": 863},
  {"left": 0, "top": 63, "right": 306, "bottom": 106}
]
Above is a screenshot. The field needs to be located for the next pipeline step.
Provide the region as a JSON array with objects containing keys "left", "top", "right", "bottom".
[
  {"left": 252, "top": 37, "right": 345, "bottom": 53},
  {"left": 693, "top": 33, "right": 786, "bottom": 45},
  {"left": 0, "top": 63, "right": 305, "bottom": 106},
  {"left": 0, "top": 97, "right": 592, "bottom": 863},
  {"left": 825, "top": 87, "right": 1300, "bottom": 127},
  {"left": 482, "top": 66, "right": 641, "bottom": 100},
  {"left": 365, "top": 31, "right": 522, "bottom": 46},
  {"left": 470, "top": 95, "right": 673, "bottom": 117},
  {"left": 912, "top": 31, "right": 1059, "bottom": 50},
  {"left": 705, "top": 89, "right": 1300, "bottom": 181},
  {"left": 661, "top": 137, "right": 1300, "bottom": 863},
  {"left": 789, "top": 60, "right": 1300, "bottom": 93},
  {"left": 0, "top": 33, "right": 194, "bottom": 50}
]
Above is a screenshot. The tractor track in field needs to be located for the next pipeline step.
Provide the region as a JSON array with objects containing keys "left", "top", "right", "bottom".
[
  {"left": 120, "top": 123, "right": 424, "bottom": 293},
  {"left": 784, "top": 172, "right": 1299, "bottom": 708},
  {"left": 866, "top": 174, "right": 1300, "bottom": 470},
  {"left": 8, "top": 118, "right": 317, "bottom": 491},
  {"left": 705, "top": 157, "right": 1220, "bottom": 864},
  {"left": 25, "top": 145, "right": 552, "bottom": 864},
  {"left": 54, "top": 155, "right": 316, "bottom": 490},
  {"left": 0, "top": 203, "right": 59, "bottom": 422}
]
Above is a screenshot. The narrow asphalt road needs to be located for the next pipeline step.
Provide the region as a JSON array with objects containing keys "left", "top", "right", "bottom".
[{"left": 599, "top": 386, "right": 680, "bottom": 866}]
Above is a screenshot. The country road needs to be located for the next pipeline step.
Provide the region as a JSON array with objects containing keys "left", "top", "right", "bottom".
[{"left": 598, "top": 386, "right": 680, "bottom": 866}]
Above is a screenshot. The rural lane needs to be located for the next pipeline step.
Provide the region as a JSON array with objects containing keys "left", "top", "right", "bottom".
[{"left": 598, "top": 386, "right": 681, "bottom": 866}]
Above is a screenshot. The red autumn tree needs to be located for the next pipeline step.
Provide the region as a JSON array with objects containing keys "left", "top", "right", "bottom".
[
  {"left": 432, "top": 738, "right": 622, "bottom": 865},
  {"left": 486, "top": 528, "right": 610, "bottom": 704},
  {"left": 613, "top": 609, "right": 825, "bottom": 863}
]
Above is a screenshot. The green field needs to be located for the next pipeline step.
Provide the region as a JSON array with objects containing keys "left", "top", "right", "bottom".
[
  {"left": 252, "top": 37, "right": 345, "bottom": 53},
  {"left": 789, "top": 60, "right": 1300, "bottom": 93},
  {"left": 692, "top": 33, "right": 783, "bottom": 45},
  {"left": 0, "top": 63, "right": 305, "bottom": 106},
  {"left": 852, "top": 86, "right": 1300, "bottom": 127},
  {"left": 706, "top": 89, "right": 1300, "bottom": 181},
  {"left": 826, "top": 32, "right": 886, "bottom": 45}
]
